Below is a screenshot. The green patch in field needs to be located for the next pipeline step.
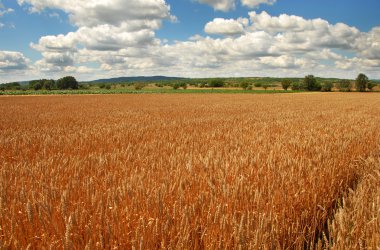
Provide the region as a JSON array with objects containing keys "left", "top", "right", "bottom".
[{"left": 1, "top": 88, "right": 302, "bottom": 95}]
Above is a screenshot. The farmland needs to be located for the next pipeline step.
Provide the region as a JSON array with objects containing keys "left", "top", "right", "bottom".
[{"left": 0, "top": 93, "right": 380, "bottom": 248}]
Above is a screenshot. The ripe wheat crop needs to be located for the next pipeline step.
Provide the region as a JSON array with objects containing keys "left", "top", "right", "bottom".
[{"left": 0, "top": 93, "right": 379, "bottom": 249}]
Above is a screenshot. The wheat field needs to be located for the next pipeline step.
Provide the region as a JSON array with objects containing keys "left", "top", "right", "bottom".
[{"left": 0, "top": 93, "right": 379, "bottom": 249}]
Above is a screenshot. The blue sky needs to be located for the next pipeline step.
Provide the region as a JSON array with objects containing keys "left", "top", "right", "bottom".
[{"left": 1, "top": 0, "right": 380, "bottom": 82}]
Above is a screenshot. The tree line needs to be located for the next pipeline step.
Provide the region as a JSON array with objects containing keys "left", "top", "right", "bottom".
[
  {"left": 279, "top": 73, "right": 376, "bottom": 92},
  {"left": 0, "top": 74, "right": 378, "bottom": 92},
  {"left": 0, "top": 76, "right": 79, "bottom": 91},
  {"left": 29, "top": 76, "right": 78, "bottom": 90}
]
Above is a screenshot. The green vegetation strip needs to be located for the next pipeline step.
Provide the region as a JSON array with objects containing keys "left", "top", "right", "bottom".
[{"left": 0, "top": 89, "right": 303, "bottom": 95}]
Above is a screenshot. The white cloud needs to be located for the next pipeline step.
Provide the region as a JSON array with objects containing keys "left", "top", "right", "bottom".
[
  {"left": 0, "top": 7, "right": 14, "bottom": 17},
  {"left": 17, "top": 0, "right": 172, "bottom": 27},
  {"left": 0, "top": 2, "right": 14, "bottom": 29},
  {"left": 241, "top": 0, "right": 276, "bottom": 8},
  {"left": 196, "top": 0, "right": 235, "bottom": 12},
  {"left": 21, "top": 0, "right": 171, "bottom": 72},
  {"left": 355, "top": 27, "right": 380, "bottom": 60},
  {"left": 259, "top": 55, "right": 308, "bottom": 69},
  {"left": 249, "top": 11, "right": 360, "bottom": 51},
  {"left": 6, "top": 1, "right": 380, "bottom": 80},
  {"left": 42, "top": 52, "right": 74, "bottom": 67},
  {"left": 0, "top": 51, "right": 29, "bottom": 72},
  {"left": 196, "top": 0, "right": 276, "bottom": 11},
  {"left": 205, "top": 18, "right": 248, "bottom": 36}
]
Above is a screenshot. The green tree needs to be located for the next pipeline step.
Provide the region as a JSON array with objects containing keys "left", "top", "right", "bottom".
[
  {"left": 29, "top": 80, "right": 39, "bottom": 90},
  {"left": 304, "top": 75, "right": 321, "bottom": 91},
  {"left": 181, "top": 82, "right": 187, "bottom": 89},
  {"left": 281, "top": 79, "right": 291, "bottom": 91},
  {"left": 336, "top": 80, "right": 352, "bottom": 92},
  {"left": 321, "top": 82, "right": 333, "bottom": 92},
  {"left": 367, "top": 81, "right": 376, "bottom": 91},
  {"left": 56, "top": 76, "right": 78, "bottom": 89},
  {"left": 3, "top": 82, "right": 21, "bottom": 90},
  {"left": 134, "top": 83, "right": 145, "bottom": 90},
  {"left": 291, "top": 81, "right": 303, "bottom": 91},
  {"left": 240, "top": 81, "right": 249, "bottom": 90},
  {"left": 355, "top": 73, "right": 368, "bottom": 92},
  {"left": 43, "top": 79, "right": 55, "bottom": 90},
  {"left": 254, "top": 82, "right": 262, "bottom": 88},
  {"left": 172, "top": 83, "right": 180, "bottom": 90},
  {"left": 208, "top": 79, "right": 224, "bottom": 88},
  {"left": 34, "top": 82, "right": 43, "bottom": 90},
  {"left": 262, "top": 84, "right": 270, "bottom": 90}
]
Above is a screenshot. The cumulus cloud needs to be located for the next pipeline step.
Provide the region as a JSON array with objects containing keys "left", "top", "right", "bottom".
[
  {"left": 196, "top": 0, "right": 235, "bottom": 12},
  {"left": 146, "top": 11, "right": 380, "bottom": 78},
  {"left": 241, "top": 0, "right": 276, "bottom": 8},
  {"left": 355, "top": 27, "right": 380, "bottom": 60},
  {"left": 205, "top": 18, "right": 248, "bottom": 36},
  {"left": 7, "top": 0, "right": 380, "bottom": 80},
  {"left": 19, "top": 0, "right": 172, "bottom": 72},
  {"left": 249, "top": 11, "right": 360, "bottom": 51},
  {"left": 259, "top": 55, "right": 308, "bottom": 69},
  {"left": 196, "top": 0, "right": 276, "bottom": 11},
  {"left": 0, "top": 51, "right": 29, "bottom": 72},
  {"left": 17, "top": 0, "right": 173, "bottom": 27},
  {"left": 336, "top": 57, "right": 380, "bottom": 71},
  {"left": 42, "top": 52, "right": 74, "bottom": 67}
]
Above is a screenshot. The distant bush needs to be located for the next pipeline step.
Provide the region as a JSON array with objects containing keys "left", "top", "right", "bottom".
[
  {"left": 105, "top": 84, "right": 111, "bottom": 90},
  {"left": 321, "top": 82, "right": 334, "bottom": 92},
  {"left": 56, "top": 76, "right": 78, "bottom": 90},
  {"left": 240, "top": 81, "right": 249, "bottom": 90},
  {"left": 336, "top": 80, "right": 352, "bottom": 92},
  {"left": 30, "top": 79, "right": 55, "bottom": 90},
  {"left": 291, "top": 82, "right": 303, "bottom": 91},
  {"left": 134, "top": 83, "right": 145, "bottom": 90},
  {"left": 304, "top": 75, "right": 321, "bottom": 91},
  {"left": 79, "top": 84, "right": 90, "bottom": 90},
  {"left": 367, "top": 81, "right": 376, "bottom": 91},
  {"left": 98, "top": 83, "right": 106, "bottom": 89},
  {"left": 281, "top": 79, "right": 292, "bottom": 91},
  {"left": 155, "top": 83, "right": 163, "bottom": 88},
  {"left": 172, "top": 83, "right": 180, "bottom": 90},
  {"left": 254, "top": 82, "right": 262, "bottom": 88},
  {"left": 43, "top": 80, "right": 55, "bottom": 90},
  {"left": 199, "top": 82, "right": 206, "bottom": 88},
  {"left": 356, "top": 73, "right": 368, "bottom": 92},
  {"left": 208, "top": 79, "right": 224, "bottom": 88},
  {"left": 33, "top": 82, "right": 43, "bottom": 90},
  {"left": 181, "top": 83, "right": 187, "bottom": 89},
  {"left": 262, "top": 84, "right": 270, "bottom": 90},
  {"left": 2, "top": 82, "right": 21, "bottom": 90}
]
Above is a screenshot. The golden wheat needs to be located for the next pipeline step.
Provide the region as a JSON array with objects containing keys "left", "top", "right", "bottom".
[{"left": 0, "top": 93, "right": 379, "bottom": 249}]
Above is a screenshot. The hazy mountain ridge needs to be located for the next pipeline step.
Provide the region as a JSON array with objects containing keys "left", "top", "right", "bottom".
[{"left": 87, "top": 76, "right": 186, "bottom": 83}]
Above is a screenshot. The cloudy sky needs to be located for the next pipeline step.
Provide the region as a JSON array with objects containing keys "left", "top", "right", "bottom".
[{"left": 0, "top": 0, "right": 380, "bottom": 82}]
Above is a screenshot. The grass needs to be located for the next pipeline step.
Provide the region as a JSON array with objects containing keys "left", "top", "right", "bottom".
[{"left": 0, "top": 93, "right": 379, "bottom": 248}]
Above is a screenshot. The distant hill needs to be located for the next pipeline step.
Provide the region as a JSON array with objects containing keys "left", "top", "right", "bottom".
[{"left": 88, "top": 76, "right": 186, "bottom": 84}]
